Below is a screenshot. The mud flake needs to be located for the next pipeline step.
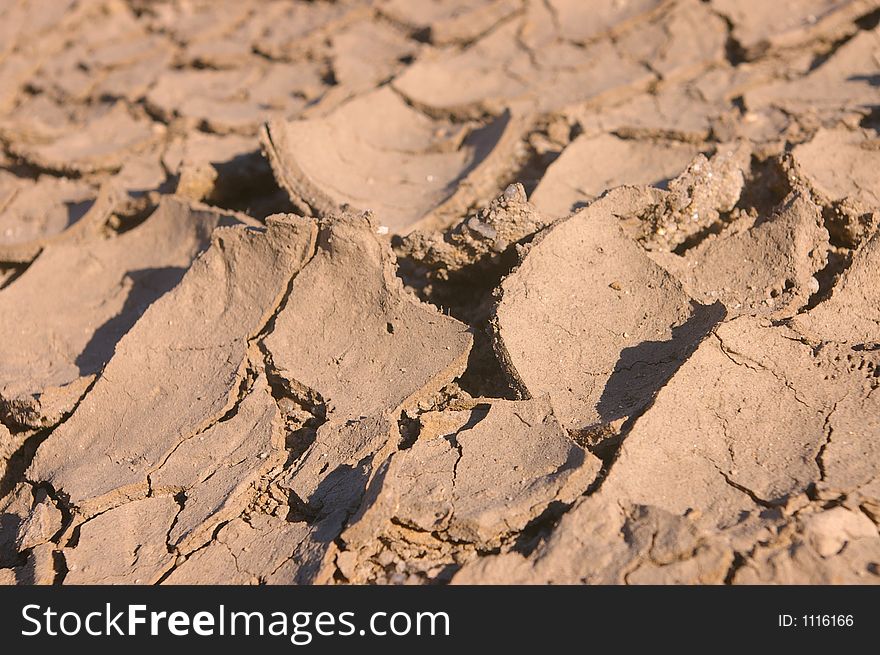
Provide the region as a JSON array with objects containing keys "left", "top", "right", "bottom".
[
  {"left": 494, "top": 188, "right": 722, "bottom": 431},
  {"left": 9, "top": 104, "right": 164, "bottom": 175},
  {"left": 393, "top": 19, "right": 653, "bottom": 117},
  {"left": 546, "top": 0, "right": 668, "bottom": 45},
  {"left": 265, "top": 212, "right": 472, "bottom": 420},
  {"left": 615, "top": 0, "right": 728, "bottom": 80},
  {"left": 0, "top": 197, "right": 239, "bottom": 428},
  {"left": 572, "top": 84, "right": 717, "bottom": 143},
  {"left": 27, "top": 214, "right": 317, "bottom": 514},
  {"left": 263, "top": 86, "right": 521, "bottom": 233},
  {"left": 339, "top": 398, "right": 600, "bottom": 581},
  {"left": 152, "top": 375, "right": 284, "bottom": 555},
  {"left": 64, "top": 495, "right": 178, "bottom": 585},
  {"left": 452, "top": 498, "right": 733, "bottom": 584},
  {"left": 379, "top": 0, "right": 522, "bottom": 45},
  {"left": 163, "top": 514, "right": 314, "bottom": 585},
  {"left": 792, "top": 127, "right": 880, "bottom": 209},
  {"left": 745, "top": 26, "right": 880, "bottom": 119},
  {"left": 712, "top": 0, "right": 872, "bottom": 60},
  {"left": 530, "top": 133, "right": 701, "bottom": 217},
  {"left": 0, "top": 174, "right": 99, "bottom": 262},
  {"left": 328, "top": 19, "right": 415, "bottom": 95}
]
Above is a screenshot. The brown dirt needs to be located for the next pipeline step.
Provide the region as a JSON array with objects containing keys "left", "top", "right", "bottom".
[{"left": 1, "top": 0, "right": 879, "bottom": 586}]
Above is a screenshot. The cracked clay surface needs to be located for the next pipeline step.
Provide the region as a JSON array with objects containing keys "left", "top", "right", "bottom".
[{"left": 1, "top": 0, "right": 879, "bottom": 586}]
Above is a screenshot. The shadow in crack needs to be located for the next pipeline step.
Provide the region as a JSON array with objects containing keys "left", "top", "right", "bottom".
[
  {"left": 65, "top": 198, "right": 95, "bottom": 228},
  {"left": 847, "top": 73, "right": 880, "bottom": 86},
  {"left": 283, "top": 404, "right": 492, "bottom": 583},
  {"left": 274, "top": 414, "right": 392, "bottom": 583},
  {"left": 74, "top": 266, "right": 188, "bottom": 377},
  {"left": 0, "top": 512, "right": 23, "bottom": 568},
  {"left": 457, "top": 110, "right": 514, "bottom": 182},
  {"left": 280, "top": 459, "right": 377, "bottom": 584},
  {"left": 596, "top": 301, "right": 726, "bottom": 424}
]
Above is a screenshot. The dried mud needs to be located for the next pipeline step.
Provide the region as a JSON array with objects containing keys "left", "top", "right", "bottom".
[{"left": 1, "top": 0, "right": 879, "bottom": 586}]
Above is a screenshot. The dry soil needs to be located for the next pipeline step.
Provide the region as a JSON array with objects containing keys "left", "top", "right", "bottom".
[{"left": 1, "top": 0, "right": 880, "bottom": 585}]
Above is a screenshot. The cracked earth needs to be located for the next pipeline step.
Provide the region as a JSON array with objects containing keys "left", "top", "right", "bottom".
[{"left": 1, "top": 0, "right": 880, "bottom": 585}]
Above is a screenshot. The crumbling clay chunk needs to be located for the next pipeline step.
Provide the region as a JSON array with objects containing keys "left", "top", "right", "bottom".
[
  {"left": 262, "top": 86, "right": 521, "bottom": 233},
  {"left": 493, "top": 188, "right": 723, "bottom": 431},
  {"left": 792, "top": 229, "right": 880, "bottom": 343},
  {"left": 530, "top": 133, "right": 700, "bottom": 217},
  {"left": 27, "top": 215, "right": 318, "bottom": 515},
  {"left": 0, "top": 197, "right": 241, "bottom": 429},
  {"left": 397, "top": 182, "right": 550, "bottom": 278},
  {"left": 652, "top": 192, "right": 829, "bottom": 318},
  {"left": 641, "top": 144, "right": 752, "bottom": 251}
]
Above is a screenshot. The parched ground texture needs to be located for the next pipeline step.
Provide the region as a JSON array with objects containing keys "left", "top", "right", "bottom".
[{"left": 1, "top": 0, "right": 880, "bottom": 585}]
